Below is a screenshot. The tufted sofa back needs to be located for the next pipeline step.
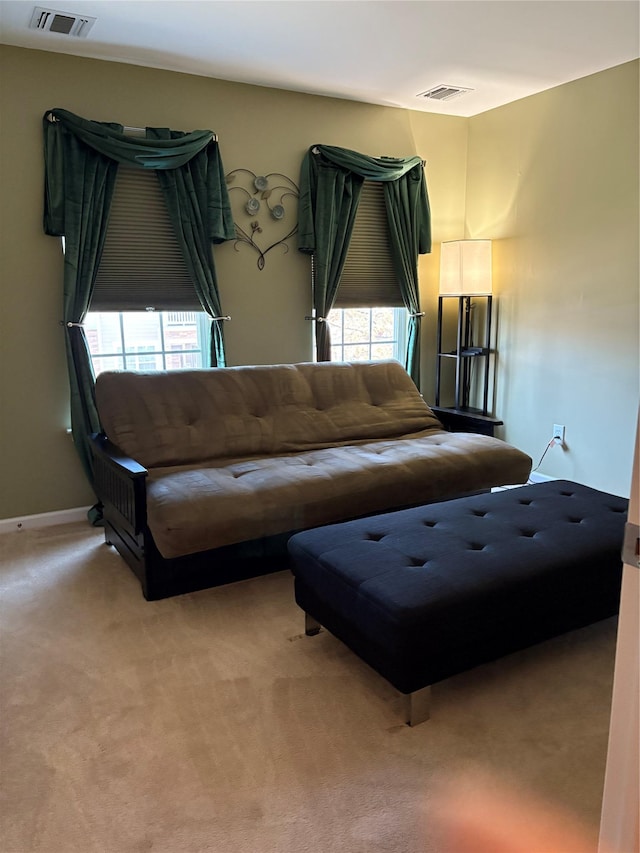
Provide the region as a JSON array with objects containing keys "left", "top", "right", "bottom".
[{"left": 95, "top": 360, "right": 444, "bottom": 469}]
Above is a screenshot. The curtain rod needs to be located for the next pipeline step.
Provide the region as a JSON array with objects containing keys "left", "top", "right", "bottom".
[
  {"left": 46, "top": 114, "right": 218, "bottom": 141},
  {"left": 123, "top": 125, "right": 218, "bottom": 142},
  {"left": 311, "top": 146, "right": 424, "bottom": 166}
]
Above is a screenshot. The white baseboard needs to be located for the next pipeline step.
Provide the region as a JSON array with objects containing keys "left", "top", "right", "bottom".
[
  {"left": 528, "top": 472, "right": 557, "bottom": 483},
  {"left": 0, "top": 507, "right": 92, "bottom": 535},
  {"left": 492, "top": 472, "right": 558, "bottom": 492}
]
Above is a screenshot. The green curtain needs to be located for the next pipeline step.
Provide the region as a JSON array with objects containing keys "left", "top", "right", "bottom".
[
  {"left": 383, "top": 171, "right": 431, "bottom": 383},
  {"left": 43, "top": 115, "right": 119, "bottom": 484},
  {"left": 43, "top": 109, "right": 234, "bottom": 496},
  {"left": 299, "top": 150, "right": 364, "bottom": 361},
  {"left": 45, "top": 107, "right": 213, "bottom": 169},
  {"left": 298, "top": 145, "right": 431, "bottom": 381},
  {"left": 148, "top": 128, "right": 234, "bottom": 366}
]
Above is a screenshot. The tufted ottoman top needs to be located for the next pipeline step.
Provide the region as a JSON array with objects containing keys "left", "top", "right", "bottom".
[{"left": 288, "top": 480, "right": 628, "bottom": 694}]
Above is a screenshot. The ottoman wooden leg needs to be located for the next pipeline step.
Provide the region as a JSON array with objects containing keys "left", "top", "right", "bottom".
[
  {"left": 406, "top": 685, "right": 431, "bottom": 726},
  {"left": 305, "top": 612, "right": 322, "bottom": 636}
]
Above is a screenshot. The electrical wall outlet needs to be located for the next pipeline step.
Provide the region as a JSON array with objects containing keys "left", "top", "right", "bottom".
[{"left": 553, "top": 424, "right": 565, "bottom": 444}]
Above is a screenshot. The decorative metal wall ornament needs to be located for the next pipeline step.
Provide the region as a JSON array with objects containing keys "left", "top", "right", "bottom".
[{"left": 225, "top": 168, "right": 299, "bottom": 270}]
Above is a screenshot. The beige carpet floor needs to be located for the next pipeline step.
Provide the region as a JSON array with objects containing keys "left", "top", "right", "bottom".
[{"left": 0, "top": 521, "right": 617, "bottom": 852}]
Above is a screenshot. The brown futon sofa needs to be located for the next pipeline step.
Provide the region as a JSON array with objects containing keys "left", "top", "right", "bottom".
[{"left": 91, "top": 360, "right": 532, "bottom": 599}]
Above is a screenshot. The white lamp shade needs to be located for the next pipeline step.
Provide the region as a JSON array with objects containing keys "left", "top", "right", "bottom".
[{"left": 439, "top": 240, "right": 492, "bottom": 296}]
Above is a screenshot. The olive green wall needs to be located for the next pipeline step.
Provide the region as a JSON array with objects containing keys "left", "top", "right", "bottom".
[
  {"left": 465, "top": 60, "right": 639, "bottom": 496},
  {"left": 1, "top": 47, "right": 637, "bottom": 518},
  {"left": 0, "top": 45, "right": 467, "bottom": 518}
]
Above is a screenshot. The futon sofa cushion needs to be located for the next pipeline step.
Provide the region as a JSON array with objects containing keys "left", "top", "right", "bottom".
[
  {"left": 95, "top": 360, "right": 443, "bottom": 469},
  {"left": 144, "top": 431, "right": 529, "bottom": 558}
]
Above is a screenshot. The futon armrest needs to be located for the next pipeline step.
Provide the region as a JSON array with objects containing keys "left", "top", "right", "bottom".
[
  {"left": 90, "top": 433, "right": 148, "bottom": 478},
  {"left": 90, "top": 433, "right": 148, "bottom": 535}
]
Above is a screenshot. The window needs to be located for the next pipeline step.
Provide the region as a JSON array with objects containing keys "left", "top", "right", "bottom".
[
  {"left": 91, "top": 166, "right": 200, "bottom": 312},
  {"left": 334, "top": 182, "right": 403, "bottom": 310},
  {"left": 327, "top": 307, "right": 408, "bottom": 363},
  {"left": 85, "top": 311, "right": 210, "bottom": 376},
  {"left": 86, "top": 163, "right": 210, "bottom": 376},
  {"left": 324, "top": 182, "right": 408, "bottom": 365}
]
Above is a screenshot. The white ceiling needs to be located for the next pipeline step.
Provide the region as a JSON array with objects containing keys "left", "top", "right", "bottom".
[{"left": 1, "top": 0, "right": 638, "bottom": 117}]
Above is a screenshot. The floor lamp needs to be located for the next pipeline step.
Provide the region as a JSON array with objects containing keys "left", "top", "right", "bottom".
[{"left": 436, "top": 239, "right": 493, "bottom": 414}]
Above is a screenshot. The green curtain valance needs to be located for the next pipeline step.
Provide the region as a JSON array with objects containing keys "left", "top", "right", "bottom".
[
  {"left": 45, "top": 108, "right": 213, "bottom": 168},
  {"left": 43, "top": 108, "right": 234, "bottom": 242},
  {"left": 298, "top": 144, "right": 430, "bottom": 255},
  {"left": 309, "top": 144, "right": 423, "bottom": 181}
]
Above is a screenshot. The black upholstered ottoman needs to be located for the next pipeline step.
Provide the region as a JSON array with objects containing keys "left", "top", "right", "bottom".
[{"left": 288, "top": 480, "right": 627, "bottom": 725}]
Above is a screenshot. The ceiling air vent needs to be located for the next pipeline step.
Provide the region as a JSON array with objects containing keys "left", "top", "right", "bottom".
[
  {"left": 416, "top": 85, "right": 473, "bottom": 102},
  {"left": 29, "top": 6, "right": 96, "bottom": 37}
]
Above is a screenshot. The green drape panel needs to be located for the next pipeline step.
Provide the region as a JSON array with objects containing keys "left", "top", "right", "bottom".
[
  {"left": 383, "top": 170, "right": 431, "bottom": 384},
  {"left": 149, "top": 128, "right": 235, "bottom": 366},
  {"left": 298, "top": 145, "right": 431, "bottom": 380},
  {"left": 299, "top": 149, "right": 364, "bottom": 360},
  {"left": 43, "top": 120, "right": 119, "bottom": 482},
  {"left": 43, "top": 109, "right": 234, "bottom": 492}
]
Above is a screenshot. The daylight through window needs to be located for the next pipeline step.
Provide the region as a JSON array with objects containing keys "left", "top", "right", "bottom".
[
  {"left": 85, "top": 311, "right": 210, "bottom": 376},
  {"left": 327, "top": 307, "right": 407, "bottom": 363}
]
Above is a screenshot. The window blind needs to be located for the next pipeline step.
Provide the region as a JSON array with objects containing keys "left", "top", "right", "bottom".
[
  {"left": 334, "top": 180, "right": 403, "bottom": 309},
  {"left": 91, "top": 166, "right": 201, "bottom": 311}
]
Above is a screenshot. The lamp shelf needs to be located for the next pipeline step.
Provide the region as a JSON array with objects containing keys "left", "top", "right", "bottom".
[
  {"left": 434, "top": 293, "right": 494, "bottom": 418},
  {"left": 439, "top": 346, "right": 489, "bottom": 358},
  {"left": 430, "top": 405, "right": 503, "bottom": 437}
]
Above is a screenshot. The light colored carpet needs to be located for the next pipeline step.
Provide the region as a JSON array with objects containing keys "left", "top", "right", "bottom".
[{"left": 0, "top": 521, "right": 617, "bottom": 852}]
